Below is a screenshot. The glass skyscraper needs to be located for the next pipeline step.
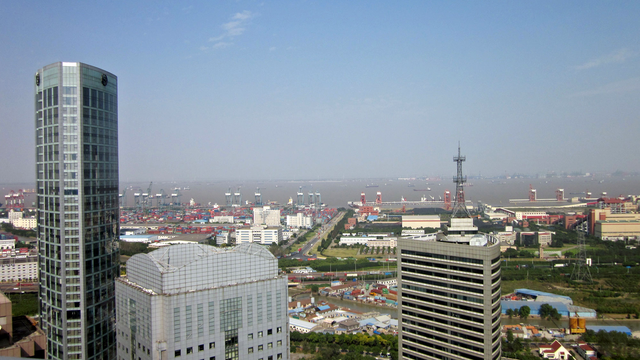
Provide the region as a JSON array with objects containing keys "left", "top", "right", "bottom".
[{"left": 35, "top": 62, "right": 119, "bottom": 359}]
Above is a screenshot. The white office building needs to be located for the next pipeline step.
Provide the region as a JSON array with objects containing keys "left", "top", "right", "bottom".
[
  {"left": 115, "top": 243, "right": 289, "bottom": 360},
  {"left": 236, "top": 226, "right": 283, "bottom": 245},
  {"left": 286, "top": 213, "right": 313, "bottom": 229},
  {"left": 253, "top": 206, "right": 281, "bottom": 227},
  {"left": 0, "top": 255, "right": 38, "bottom": 282}
]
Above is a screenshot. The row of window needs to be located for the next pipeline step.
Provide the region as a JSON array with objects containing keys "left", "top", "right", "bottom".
[
  {"left": 401, "top": 249, "right": 484, "bottom": 265},
  {"left": 247, "top": 340, "right": 283, "bottom": 353}
]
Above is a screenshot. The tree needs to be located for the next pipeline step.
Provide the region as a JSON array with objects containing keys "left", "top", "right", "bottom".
[
  {"left": 519, "top": 305, "right": 531, "bottom": 320},
  {"left": 506, "top": 308, "right": 515, "bottom": 319},
  {"left": 507, "top": 329, "right": 514, "bottom": 343},
  {"left": 310, "top": 284, "right": 320, "bottom": 294},
  {"left": 539, "top": 303, "right": 553, "bottom": 319}
]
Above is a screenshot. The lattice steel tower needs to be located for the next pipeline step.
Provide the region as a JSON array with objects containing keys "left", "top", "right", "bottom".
[
  {"left": 571, "top": 231, "right": 593, "bottom": 283},
  {"left": 451, "top": 143, "right": 471, "bottom": 218}
]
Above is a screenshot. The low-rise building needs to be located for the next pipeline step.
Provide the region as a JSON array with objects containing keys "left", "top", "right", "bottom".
[
  {"left": 286, "top": 213, "right": 313, "bottom": 229},
  {"left": 575, "top": 342, "right": 597, "bottom": 359},
  {"left": 0, "top": 291, "right": 46, "bottom": 357},
  {"left": 538, "top": 340, "right": 569, "bottom": 359},
  {"left": 209, "top": 215, "right": 234, "bottom": 224},
  {"left": 236, "top": 225, "right": 283, "bottom": 245},
  {"left": 401, "top": 215, "right": 440, "bottom": 229},
  {"left": 0, "top": 254, "right": 38, "bottom": 282},
  {"left": 289, "top": 318, "right": 317, "bottom": 333}
]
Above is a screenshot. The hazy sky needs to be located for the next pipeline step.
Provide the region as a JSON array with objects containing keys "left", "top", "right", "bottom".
[{"left": 1, "top": 1, "right": 639, "bottom": 183}]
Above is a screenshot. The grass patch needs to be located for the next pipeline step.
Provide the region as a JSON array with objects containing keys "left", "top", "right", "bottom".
[
  {"left": 6, "top": 293, "right": 38, "bottom": 316},
  {"left": 322, "top": 247, "right": 377, "bottom": 259}
]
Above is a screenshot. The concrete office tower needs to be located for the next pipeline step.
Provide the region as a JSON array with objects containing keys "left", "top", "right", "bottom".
[
  {"left": 398, "top": 217, "right": 502, "bottom": 360},
  {"left": 115, "top": 243, "right": 290, "bottom": 360},
  {"left": 35, "top": 62, "right": 119, "bottom": 360}
]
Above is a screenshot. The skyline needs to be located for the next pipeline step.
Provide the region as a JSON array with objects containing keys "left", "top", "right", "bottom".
[{"left": 2, "top": 1, "right": 640, "bottom": 183}]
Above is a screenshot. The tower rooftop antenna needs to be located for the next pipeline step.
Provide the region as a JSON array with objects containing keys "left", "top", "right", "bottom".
[{"left": 451, "top": 142, "right": 471, "bottom": 218}]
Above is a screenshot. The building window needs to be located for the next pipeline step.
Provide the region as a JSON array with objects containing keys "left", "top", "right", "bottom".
[
  {"left": 267, "top": 329, "right": 272, "bottom": 335},
  {"left": 187, "top": 347, "right": 193, "bottom": 354},
  {"left": 277, "top": 354, "right": 283, "bottom": 359},
  {"left": 277, "top": 340, "right": 282, "bottom": 346},
  {"left": 258, "top": 331, "right": 263, "bottom": 338},
  {"left": 209, "top": 357, "right": 215, "bottom": 360},
  {"left": 248, "top": 347, "right": 253, "bottom": 354},
  {"left": 267, "top": 342, "right": 273, "bottom": 349},
  {"left": 268, "top": 356, "right": 273, "bottom": 360},
  {"left": 248, "top": 333, "right": 253, "bottom": 340},
  {"left": 209, "top": 342, "right": 215, "bottom": 349},
  {"left": 175, "top": 350, "right": 181, "bottom": 357},
  {"left": 198, "top": 344, "right": 204, "bottom": 352},
  {"left": 277, "top": 327, "right": 282, "bottom": 333},
  {"left": 258, "top": 345, "right": 263, "bottom": 351}
]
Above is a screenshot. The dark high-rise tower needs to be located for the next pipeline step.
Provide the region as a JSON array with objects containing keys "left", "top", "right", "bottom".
[
  {"left": 35, "top": 62, "right": 119, "bottom": 360},
  {"left": 451, "top": 143, "right": 471, "bottom": 218}
]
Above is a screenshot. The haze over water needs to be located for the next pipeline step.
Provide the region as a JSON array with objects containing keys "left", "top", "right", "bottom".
[{"left": 117, "top": 176, "right": 639, "bottom": 209}]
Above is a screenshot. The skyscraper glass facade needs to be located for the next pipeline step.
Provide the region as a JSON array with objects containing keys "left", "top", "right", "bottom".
[{"left": 36, "top": 62, "right": 119, "bottom": 360}]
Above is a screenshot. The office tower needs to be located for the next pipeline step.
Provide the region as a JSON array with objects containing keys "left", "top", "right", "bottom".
[
  {"left": 36, "top": 62, "right": 119, "bottom": 359},
  {"left": 115, "top": 243, "right": 290, "bottom": 360},
  {"left": 398, "top": 145, "right": 501, "bottom": 360},
  {"left": 397, "top": 222, "right": 502, "bottom": 360}
]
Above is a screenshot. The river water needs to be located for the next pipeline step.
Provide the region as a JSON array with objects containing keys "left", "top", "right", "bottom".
[{"left": 3, "top": 175, "right": 638, "bottom": 209}]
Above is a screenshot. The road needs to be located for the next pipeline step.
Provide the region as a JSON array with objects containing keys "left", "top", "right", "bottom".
[
  {"left": 0, "top": 282, "right": 38, "bottom": 294},
  {"left": 300, "top": 211, "right": 345, "bottom": 256}
]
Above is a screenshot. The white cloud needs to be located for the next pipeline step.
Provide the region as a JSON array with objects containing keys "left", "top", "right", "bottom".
[
  {"left": 232, "top": 10, "right": 253, "bottom": 20},
  {"left": 206, "top": 10, "right": 256, "bottom": 50},
  {"left": 212, "top": 42, "right": 233, "bottom": 49},
  {"left": 575, "top": 48, "right": 635, "bottom": 70},
  {"left": 269, "top": 46, "right": 276, "bottom": 52},
  {"left": 570, "top": 76, "right": 640, "bottom": 97},
  {"left": 199, "top": 46, "right": 208, "bottom": 51}
]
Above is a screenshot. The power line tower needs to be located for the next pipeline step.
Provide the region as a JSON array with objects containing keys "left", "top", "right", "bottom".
[
  {"left": 451, "top": 143, "right": 471, "bottom": 218},
  {"left": 571, "top": 231, "right": 593, "bottom": 283}
]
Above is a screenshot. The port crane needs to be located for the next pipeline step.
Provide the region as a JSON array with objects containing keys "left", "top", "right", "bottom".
[
  {"left": 119, "top": 188, "right": 127, "bottom": 208},
  {"left": 155, "top": 189, "right": 166, "bottom": 207},
  {"left": 142, "top": 181, "right": 153, "bottom": 209},
  {"left": 171, "top": 189, "right": 181, "bottom": 207},
  {"left": 255, "top": 188, "right": 262, "bottom": 206}
]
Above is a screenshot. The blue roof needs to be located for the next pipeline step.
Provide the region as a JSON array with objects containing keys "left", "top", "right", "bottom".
[
  {"left": 587, "top": 326, "right": 632, "bottom": 336},
  {"left": 317, "top": 305, "right": 330, "bottom": 311},
  {"left": 515, "top": 289, "right": 572, "bottom": 302}
]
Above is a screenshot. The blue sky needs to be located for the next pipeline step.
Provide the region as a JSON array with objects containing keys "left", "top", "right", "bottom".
[{"left": 1, "top": 1, "right": 639, "bottom": 183}]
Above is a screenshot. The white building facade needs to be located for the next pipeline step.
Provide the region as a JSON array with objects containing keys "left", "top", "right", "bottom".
[
  {"left": 0, "top": 255, "right": 38, "bottom": 282},
  {"left": 286, "top": 213, "right": 313, "bottom": 229},
  {"left": 253, "top": 207, "right": 281, "bottom": 227},
  {"left": 115, "top": 243, "right": 289, "bottom": 360},
  {"left": 236, "top": 226, "right": 283, "bottom": 245}
]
